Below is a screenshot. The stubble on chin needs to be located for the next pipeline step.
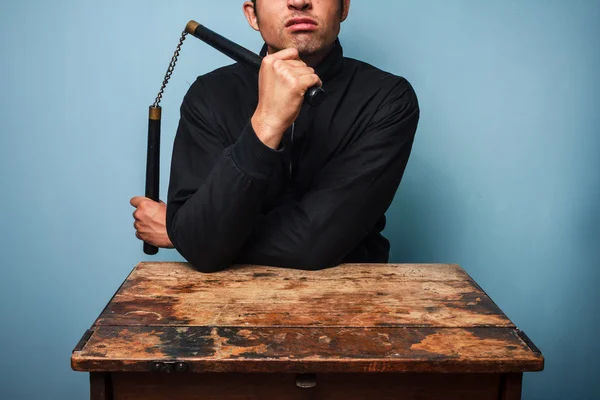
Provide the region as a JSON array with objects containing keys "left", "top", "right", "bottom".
[
  {"left": 277, "top": 31, "right": 328, "bottom": 56},
  {"left": 293, "top": 37, "right": 321, "bottom": 55}
]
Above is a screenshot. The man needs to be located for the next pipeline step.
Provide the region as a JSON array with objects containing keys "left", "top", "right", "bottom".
[{"left": 131, "top": 0, "right": 419, "bottom": 272}]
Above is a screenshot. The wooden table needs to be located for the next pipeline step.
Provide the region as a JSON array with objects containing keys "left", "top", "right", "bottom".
[{"left": 71, "top": 262, "right": 543, "bottom": 399}]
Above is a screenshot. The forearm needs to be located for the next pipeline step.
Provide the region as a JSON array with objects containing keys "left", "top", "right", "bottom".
[
  {"left": 168, "top": 154, "right": 264, "bottom": 273},
  {"left": 167, "top": 122, "right": 283, "bottom": 273}
]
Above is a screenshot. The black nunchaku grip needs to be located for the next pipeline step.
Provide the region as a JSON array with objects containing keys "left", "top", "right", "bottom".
[
  {"left": 144, "top": 107, "right": 161, "bottom": 255},
  {"left": 190, "top": 23, "right": 326, "bottom": 107}
]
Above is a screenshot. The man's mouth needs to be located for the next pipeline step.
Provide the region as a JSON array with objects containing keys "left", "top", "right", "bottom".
[{"left": 285, "top": 18, "right": 318, "bottom": 32}]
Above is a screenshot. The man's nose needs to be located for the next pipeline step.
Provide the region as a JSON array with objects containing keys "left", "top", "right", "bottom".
[{"left": 288, "top": 0, "right": 312, "bottom": 11}]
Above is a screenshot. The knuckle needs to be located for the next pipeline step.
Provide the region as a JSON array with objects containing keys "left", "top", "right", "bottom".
[
  {"left": 290, "top": 76, "right": 301, "bottom": 88},
  {"left": 263, "top": 55, "right": 274, "bottom": 66},
  {"left": 272, "top": 59, "right": 283, "bottom": 71},
  {"left": 282, "top": 71, "right": 294, "bottom": 85}
]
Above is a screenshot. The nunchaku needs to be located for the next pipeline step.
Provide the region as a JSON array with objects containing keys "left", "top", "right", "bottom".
[{"left": 144, "top": 20, "right": 326, "bottom": 255}]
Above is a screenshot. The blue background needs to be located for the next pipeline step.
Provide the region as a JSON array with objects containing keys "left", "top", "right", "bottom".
[{"left": 1, "top": 0, "right": 598, "bottom": 398}]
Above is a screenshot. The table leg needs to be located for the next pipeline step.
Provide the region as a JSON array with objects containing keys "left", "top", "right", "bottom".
[
  {"left": 90, "top": 372, "right": 113, "bottom": 400},
  {"left": 499, "top": 373, "right": 523, "bottom": 400}
]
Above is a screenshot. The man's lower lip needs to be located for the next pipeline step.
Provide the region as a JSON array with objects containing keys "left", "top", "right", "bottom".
[{"left": 287, "top": 24, "right": 317, "bottom": 31}]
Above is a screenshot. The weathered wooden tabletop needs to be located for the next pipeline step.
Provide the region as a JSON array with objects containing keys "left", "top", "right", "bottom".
[{"left": 71, "top": 262, "right": 543, "bottom": 374}]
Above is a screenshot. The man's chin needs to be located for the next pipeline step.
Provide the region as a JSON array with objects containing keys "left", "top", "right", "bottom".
[{"left": 287, "top": 36, "right": 324, "bottom": 55}]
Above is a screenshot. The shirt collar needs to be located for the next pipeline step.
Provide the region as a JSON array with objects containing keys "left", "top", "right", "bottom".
[{"left": 259, "top": 38, "right": 344, "bottom": 83}]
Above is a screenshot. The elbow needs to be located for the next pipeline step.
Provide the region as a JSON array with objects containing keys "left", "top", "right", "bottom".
[
  {"left": 283, "top": 246, "right": 341, "bottom": 271},
  {"left": 175, "top": 241, "right": 232, "bottom": 274},
  {"left": 189, "top": 259, "right": 229, "bottom": 274},
  {"left": 167, "top": 212, "right": 232, "bottom": 274},
  {"left": 174, "top": 242, "right": 233, "bottom": 274},
  {"left": 302, "top": 257, "right": 340, "bottom": 272},
  {"left": 270, "top": 231, "right": 344, "bottom": 271},
  {"left": 240, "top": 245, "right": 336, "bottom": 271}
]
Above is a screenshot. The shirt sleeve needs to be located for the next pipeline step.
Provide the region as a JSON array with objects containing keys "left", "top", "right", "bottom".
[
  {"left": 234, "top": 80, "right": 420, "bottom": 270},
  {"left": 166, "top": 77, "right": 284, "bottom": 273}
]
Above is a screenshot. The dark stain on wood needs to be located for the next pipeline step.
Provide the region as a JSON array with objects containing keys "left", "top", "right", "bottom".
[
  {"left": 157, "top": 327, "right": 216, "bottom": 359},
  {"left": 98, "top": 296, "right": 193, "bottom": 326},
  {"left": 253, "top": 272, "right": 277, "bottom": 278},
  {"left": 177, "top": 283, "right": 197, "bottom": 294},
  {"left": 443, "top": 290, "right": 505, "bottom": 316},
  {"left": 515, "top": 329, "right": 542, "bottom": 355}
]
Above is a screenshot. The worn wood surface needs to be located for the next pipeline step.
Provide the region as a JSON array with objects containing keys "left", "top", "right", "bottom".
[
  {"left": 72, "top": 262, "right": 544, "bottom": 374},
  {"left": 95, "top": 263, "right": 512, "bottom": 328},
  {"left": 73, "top": 326, "right": 541, "bottom": 373},
  {"left": 109, "top": 372, "right": 504, "bottom": 400}
]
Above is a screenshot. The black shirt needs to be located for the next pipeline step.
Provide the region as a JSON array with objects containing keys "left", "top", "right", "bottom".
[{"left": 166, "top": 39, "right": 420, "bottom": 273}]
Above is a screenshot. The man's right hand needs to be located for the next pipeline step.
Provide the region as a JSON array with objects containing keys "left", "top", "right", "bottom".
[
  {"left": 251, "top": 48, "right": 322, "bottom": 149},
  {"left": 130, "top": 196, "right": 174, "bottom": 249}
]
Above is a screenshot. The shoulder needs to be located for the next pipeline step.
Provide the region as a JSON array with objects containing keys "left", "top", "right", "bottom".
[
  {"left": 182, "top": 63, "right": 256, "bottom": 111},
  {"left": 344, "top": 58, "right": 419, "bottom": 126},
  {"left": 198, "top": 63, "right": 253, "bottom": 89},
  {"left": 345, "top": 57, "right": 418, "bottom": 108}
]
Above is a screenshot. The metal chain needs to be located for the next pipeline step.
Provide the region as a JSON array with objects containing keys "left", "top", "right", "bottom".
[{"left": 153, "top": 30, "right": 188, "bottom": 108}]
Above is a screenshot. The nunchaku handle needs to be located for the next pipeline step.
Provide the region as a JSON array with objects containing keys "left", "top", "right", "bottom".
[
  {"left": 144, "top": 106, "right": 161, "bottom": 255},
  {"left": 185, "top": 20, "right": 326, "bottom": 107}
]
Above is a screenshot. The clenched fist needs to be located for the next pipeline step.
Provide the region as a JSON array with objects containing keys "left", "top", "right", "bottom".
[
  {"left": 251, "top": 48, "right": 322, "bottom": 149},
  {"left": 130, "top": 196, "right": 174, "bottom": 249}
]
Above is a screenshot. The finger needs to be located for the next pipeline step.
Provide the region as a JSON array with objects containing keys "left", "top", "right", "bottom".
[
  {"left": 288, "top": 66, "right": 316, "bottom": 77},
  {"left": 133, "top": 209, "right": 144, "bottom": 220},
  {"left": 135, "top": 231, "right": 142, "bottom": 240},
  {"left": 297, "top": 74, "right": 323, "bottom": 90},
  {"left": 270, "top": 47, "right": 300, "bottom": 60},
  {"left": 159, "top": 200, "right": 166, "bottom": 204},
  {"left": 282, "top": 60, "right": 307, "bottom": 68},
  {"left": 130, "top": 196, "right": 145, "bottom": 207},
  {"left": 134, "top": 221, "right": 141, "bottom": 231}
]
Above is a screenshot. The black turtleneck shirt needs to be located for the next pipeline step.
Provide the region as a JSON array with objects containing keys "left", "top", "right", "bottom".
[{"left": 166, "top": 39, "right": 420, "bottom": 273}]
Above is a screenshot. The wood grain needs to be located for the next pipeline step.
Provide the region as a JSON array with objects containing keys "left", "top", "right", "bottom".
[
  {"left": 95, "top": 263, "right": 512, "bottom": 328},
  {"left": 72, "top": 326, "right": 543, "bottom": 373},
  {"left": 72, "top": 262, "right": 543, "bottom": 376}
]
